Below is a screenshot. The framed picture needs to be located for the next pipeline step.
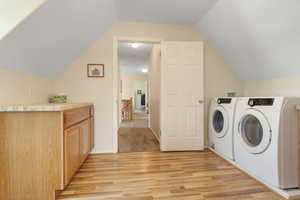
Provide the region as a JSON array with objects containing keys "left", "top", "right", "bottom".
[{"left": 87, "top": 64, "right": 104, "bottom": 77}]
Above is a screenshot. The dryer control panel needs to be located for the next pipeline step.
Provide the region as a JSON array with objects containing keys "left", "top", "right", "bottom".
[
  {"left": 248, "top": 98, "right": 274, "bottom": 107},
  {"left": 217, "top": 98, "right": 232, "bottom": 104}
]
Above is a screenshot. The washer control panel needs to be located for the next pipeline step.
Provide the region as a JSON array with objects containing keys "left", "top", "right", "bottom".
[
  {"left": 217, "top": 98, "right": 232, "bottom": 104},
  {"left": 248, "top": 98, "right": 274, "bottom": 107}
]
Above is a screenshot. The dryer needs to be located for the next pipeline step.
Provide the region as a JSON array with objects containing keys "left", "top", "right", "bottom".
[
  {"left": 209, "top": 97, "right": 238, "bottom": 160},
  {"left": 234, "top": 97, "right": 300, "bottom": 189}
]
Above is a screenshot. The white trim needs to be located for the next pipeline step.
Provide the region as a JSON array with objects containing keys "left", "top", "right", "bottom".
[
  {"left": 90, "top": 150, "right": 115, "bottom": 154},
  {"left": 112, "top": 37, "right": 163, "bottom": 153},
  {"left": 150, "top": 128, "right": 161, "bottom": 143}
]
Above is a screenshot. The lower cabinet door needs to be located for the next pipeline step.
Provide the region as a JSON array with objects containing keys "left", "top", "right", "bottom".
[
  {"left": 90, "top": 117, "right": 95, "bottom": 151},
  {"left": 80, "top": 119, "right": 90, "bottom": 164},
  {"left": 64, "top": 125, "right": 81, "bottom": 186}
]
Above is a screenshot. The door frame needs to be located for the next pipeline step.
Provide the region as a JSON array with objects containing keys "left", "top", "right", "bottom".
[{"left": 112, "top": 37, "right": 163, "bottom": 153}]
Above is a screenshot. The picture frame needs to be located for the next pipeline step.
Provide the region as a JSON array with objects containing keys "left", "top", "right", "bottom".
[{"left": 87, "top": 64, "right": 104, "bottom": 77}]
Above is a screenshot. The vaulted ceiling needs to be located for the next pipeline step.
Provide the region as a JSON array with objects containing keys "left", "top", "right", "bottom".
[
  {"left": 1, "top": 0, "right": 299, "bottom": 81},
  {"left": 115, "top": 0, "right": 217, "bottom": 25},
  {"left": 0, "top": 0, "right": 117, "bottom": 78},
  {"left": 196, "top": 0, "right": 300, "bottom": 81}
]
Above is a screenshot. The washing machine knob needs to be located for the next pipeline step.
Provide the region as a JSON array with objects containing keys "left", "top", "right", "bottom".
[
  {"left": 217, "top": 99, "right": 221, "bottom": 104},
  {"left": 249, "top": 100, "right": 254, "bottom": 106}
]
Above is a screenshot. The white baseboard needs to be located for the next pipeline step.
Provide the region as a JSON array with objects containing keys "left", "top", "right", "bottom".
[
  {"left": 150, "top": 127, "right": 160, "bottom": 143},
  {"left": 209, "top": 147, "right": 300, "bottom": 200},
  {"left": 90, "top": 149, "right": 117, "bottom": 154}
]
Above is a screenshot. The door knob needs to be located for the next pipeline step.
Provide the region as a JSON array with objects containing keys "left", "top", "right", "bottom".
[{"left": 198, "top": 100, "right": 204, "bottom": 104}]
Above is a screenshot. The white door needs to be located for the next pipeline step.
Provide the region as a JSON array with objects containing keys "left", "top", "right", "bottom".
[{"left": 161, "top": 41, "right": 204, "bottom": 151}]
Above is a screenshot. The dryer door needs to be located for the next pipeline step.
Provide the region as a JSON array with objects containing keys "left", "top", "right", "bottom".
[
  {"left": 211, "top": 106, "right": 229, "bottom": 138},
  {"left": 238, "top": 109, "right": 272, "bottom": 154}
]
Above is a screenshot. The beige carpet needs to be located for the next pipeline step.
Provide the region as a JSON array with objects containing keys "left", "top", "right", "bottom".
[
  {"left": 118, "top": 127, "right": 160, "bottom": 153},
  {"left": 120, "top": 112, "right": 149, "bottom": 128}
]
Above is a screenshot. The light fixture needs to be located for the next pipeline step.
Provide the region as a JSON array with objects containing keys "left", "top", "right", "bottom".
[
  {"left": 141, "top": 68, "right": 148, "bottom": 73},
  {"left": 131, "top": 43, "right": 140, "bottom": 48}
]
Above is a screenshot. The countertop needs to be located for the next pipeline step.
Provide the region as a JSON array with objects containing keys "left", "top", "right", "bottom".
[{"left": 0, "top": 103, "right": 93, "bottom": 112}]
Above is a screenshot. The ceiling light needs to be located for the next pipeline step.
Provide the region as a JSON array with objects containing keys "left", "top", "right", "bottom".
[
  {"left": 141, "top": 68, "right": 148, "bottom": 73},
  {"left": 131, "top": 43, "right": 140, "bottom": 48}
]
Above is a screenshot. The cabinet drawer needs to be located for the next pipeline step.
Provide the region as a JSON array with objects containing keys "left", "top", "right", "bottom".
[{"left": 64, "top": 106, "right": 90, "bottom": 128}]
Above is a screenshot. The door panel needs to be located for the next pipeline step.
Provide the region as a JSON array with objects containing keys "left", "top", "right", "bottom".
[
  {"left": 161, "top": 41, "right": 204, "bottom": 151},
  {"left": 64, "top": 125, "right": 81, "bottom": 186},
  {"left": 80, "top": 119, "right": 90, "bottom": 164},
  {"left": 90, "top": 117, "right": 95, "bottom": 151}
]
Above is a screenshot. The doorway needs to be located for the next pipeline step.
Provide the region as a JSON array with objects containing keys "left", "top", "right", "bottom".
[
  {"left": 117, "top": 41, "right": 161, "bottom": 153},
  {"left": 113, "top": 39, "right": 204, "bottom": 153}
]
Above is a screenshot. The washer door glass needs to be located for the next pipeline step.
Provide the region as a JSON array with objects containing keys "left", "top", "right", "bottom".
[
  {"left": 213, "top": 110, "right": 224, "bottom": 133},
  {"left": 241, "top": 115, "right": 263, "bottom": 147},
  {"left": 211, "top": 106, "right": 229, "bottom": 138},
  {"left": 238, "top": 109, "right": 272, "bottom": 154}
]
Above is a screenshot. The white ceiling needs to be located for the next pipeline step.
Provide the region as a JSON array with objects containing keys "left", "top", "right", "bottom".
[
  {"left": 0, "top": 0, "right": 116, "bottom": 78},
  {"left": 0, "top": 0, "right": 47, "bottom": 39},
  {"left": 1, "top": 0, "right": 300, "bottom": 82},
  {"left": 196, "top": 0, "right": 300, "bottom": 81},
  {"left": 119, "top": 42, "right": 152, "bottom": 76},
  {"left": 116, "top": 0, "right": 218, "bottom": 25}
]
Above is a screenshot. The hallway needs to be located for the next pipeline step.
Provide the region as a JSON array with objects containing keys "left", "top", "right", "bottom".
[
  {"left": 120, "top": 112, "right": 149, "bottom": 128},
  {"left": 118, "top": 127, "right": 160, "bottom": 153}
]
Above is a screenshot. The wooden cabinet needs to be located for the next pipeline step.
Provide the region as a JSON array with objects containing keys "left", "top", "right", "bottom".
[
  {"left": 80, "top": 119, "right": 90, "bottom": 164},
  {"left": 63, "top": 107, "right": 93, "bottom": 186},
  {"left": 64, "top": 125, "right": 81, "bottom": 185},
  {"left": 64, "top": 106, "right": 90, "bottom": 128},
  {"left": 90, "top": 116, "right": 95, "bottom": 151},
  {"left": 0, "top": 104, "right": 94, "bottom": 200}
]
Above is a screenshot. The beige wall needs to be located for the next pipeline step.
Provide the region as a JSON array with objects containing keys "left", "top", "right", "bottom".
[
  {"left": 53, "top": 22, "right": 243, "bottom": 152},
  {"left": 0, "top": 0, "right": 47, "bottom": 39},
  {"left": 243, "top": 76, "right": 300, "bottom": 97},
  {"left": 0, "top": 67, "right": 52, "bottom": 105},
  {"left": 149, "top": 44, "right": 161, "bottom": 140}
]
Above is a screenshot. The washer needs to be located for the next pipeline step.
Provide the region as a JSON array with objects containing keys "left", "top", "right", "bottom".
[
  {"left": 234, "top": 97, "right": 300, "bottom": 189},
  {"left": 209, "top": 97, "right": 238, "bottom": 160}
]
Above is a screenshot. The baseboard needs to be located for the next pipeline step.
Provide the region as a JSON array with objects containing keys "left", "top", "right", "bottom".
[
  {"left": 150, "top": 128, "right": 160, "bottom": 143},
  {"left": 90, "top": 149, "right": 116, "bottom": 154},
  {"left": 208, "top": 147, "right": 300, "bottom": 200}
]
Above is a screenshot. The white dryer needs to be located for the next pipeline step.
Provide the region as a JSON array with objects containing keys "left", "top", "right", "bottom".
[
  {"left": 209, "top": 97, "right": 238, "bottom": 160},
  {"left": 234, "top": 97, "right": 300, "bottom": 189}
]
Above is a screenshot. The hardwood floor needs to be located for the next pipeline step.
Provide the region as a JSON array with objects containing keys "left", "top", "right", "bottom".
[
  {"left": 58, "top": 150, "right": 284, "bottom": 200},
  {"left": 118, "top": 127, "right": 160, "bottom": 153}
]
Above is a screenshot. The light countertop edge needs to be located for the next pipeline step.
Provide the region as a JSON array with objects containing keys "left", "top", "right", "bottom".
[{"left": 0, "top": 103, "right": 93, "bottom": 112}]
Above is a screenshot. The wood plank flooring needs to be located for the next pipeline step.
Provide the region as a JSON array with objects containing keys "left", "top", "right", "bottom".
[
  {"left": 58, "top": 150, "right": 284, "bottom": 200},
  {"left": 118, "top": 127, "right": 160, "bottom": 153}
]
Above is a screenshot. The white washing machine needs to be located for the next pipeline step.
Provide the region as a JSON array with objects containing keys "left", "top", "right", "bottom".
[
  {"left": 209, "top": 97, "right": 238, "bottom": 160},
  {"left": 234, "top": 97, "right": 300, "bottom": 189}
]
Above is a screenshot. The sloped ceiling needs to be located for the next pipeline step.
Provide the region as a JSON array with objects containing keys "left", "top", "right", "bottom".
[
  {"left": 196, "top": 0, "right": 300, "bottom": 81},
  {"left": 0, "top": 0, "right": 47, "bottom": 39},
  {"left": 0, "top": 0, "right": 117, "bottom": 78},
  {"left": 1, "top": 0, "right": 299, "bottom": 81},
  {"left": 116, "top": 0, "right": 217, "bottom": 25}
]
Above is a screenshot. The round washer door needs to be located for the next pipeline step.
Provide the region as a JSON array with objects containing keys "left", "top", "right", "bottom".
[
  {"left": 211, "top": 106, "right": 229, "bottom": 138},
  {"left": 238, "top": 109, "right": 272, "bottom": 154}
]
